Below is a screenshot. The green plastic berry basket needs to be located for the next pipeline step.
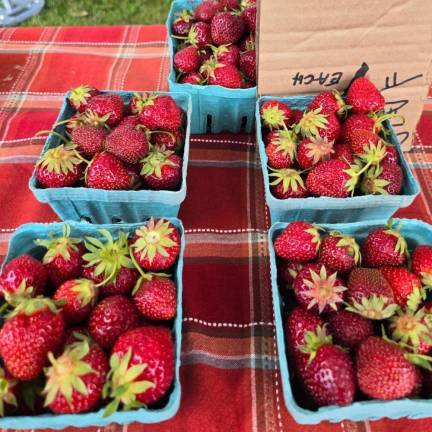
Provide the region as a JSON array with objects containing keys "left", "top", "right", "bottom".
[
  {"left": 269, "top": 218, "right": 432, "bottom": 424},
  {"left": 256, "top": 95, "right": 420, "bottom": 223},
  {"left": 29, "top": 91, "right": 192, "bottom": 224},
  {"left": 0, "top": 218, "right": 184, "bottom": 429},
  {"left": 166, "top": 0, "right": 257, "bottom": 134}
]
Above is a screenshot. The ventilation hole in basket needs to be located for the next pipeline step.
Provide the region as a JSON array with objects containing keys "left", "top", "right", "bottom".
[
  {"left": 111, "top": 216, "right": 123, "bottom": 224},
  {"left": 80, "top": 216, "right": 92, "bottom": 223},
  {"left": 240, "top": 116, "right": 248, "bottom": 133},
  {"left": 206, "top": 115, "right": 212, "bottom": 133}
]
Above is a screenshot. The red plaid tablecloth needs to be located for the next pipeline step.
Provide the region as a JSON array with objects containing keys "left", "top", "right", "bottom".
[{"left": 0, "top": 25, "right": 432, "bottom": 432}]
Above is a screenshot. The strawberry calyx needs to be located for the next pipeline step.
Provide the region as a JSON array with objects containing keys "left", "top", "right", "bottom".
[
  {"left": 175, "top": 9, "right": 193, "bottom": 22},
  {"left": 346, "top": 294, "right": 399, "bottom": 320},
  {"left": 304, "top": 136, "right": 334, "bottom": 164},
  {"left": 7, "top": 296, "right": 61, "bottom": 318},
  {"left": 103, "top": 348, "right": 154, "bottom": 417},
  {"left": 356, "top": 139, "right": 387, "bottom": 168},
  {"left": 261, "top": 104, "right": 290, "bottom": 131},
  {"left": 140, "top": 147, "right": 177, "bottom": 178},
  {"left": 131, "top": 92, "right": 157, "bottom": 114},
  {"left": 343, "top": 163, "right": 361, "bottom": 196},
  {"left": 199, "top": 57, "right": 221, "bottom": 82},
  {"left": 36, "top": 143, "right": 85, "bottom": 174},
  {"left": 369, "top": 112, "right": 405, "bottom": 136},
  {"left": 131, "top": 273, "right": 172, "bottom": 295},
  {"left": 269, "top": 168, "right": 304, "bottom": 194},
  {"left": 294, "top": 107, "right": 328, "bottom": 138},
  {"left": 302, "top": 265, "right": 347, "bottom": 313},
  {"left": 0, "top": 368, "right": 17, "bottom": 416},
  {"left": 385, "top": 219, "right": 409, "bottom": 258},
  {"left": 69, "top": 86, "right": 96, "bottom": 110},
  {"left": 420, "top": 271, "right": 432, "bottom": 289},
  {"left": 83, "top": 230, "right": 134, "bottom": 287},
  {"left": 186, "top": 24, "right": 204, "bottom": 48},
  {"left": 299, "top": 325, "right": 333, "bottom": 364},
  {"left": 273, "top": 129, "right": 298, "bottom": 158},
  {"left": 4, "top": 280, "right": 35, "bottom": 306},
  {"left": 333, "top": 89, "right": 351, "bottom": 117},
  {"left": 53, "top": 113, "right": 86, "bottom": 130},
  {"left": 35, "top": 224, "right": 81, "bottom": 264},
  {"left": 360, "top": 165, "right": 390, "bottom": 195},
  {"left": 70, "top": 279, "right": 98, "bottom": 307},
  {"left": 330, "top": 231, "right": 361, "bottom": 265},
  {"left": 81, "top": 110, "right": 111, "bottom": 130},
  {"left": 43, "top": 340, "right": 95, "bottom": 406},
  {"left": 306, "top": 225, "right": 322, "bottom": 251}
]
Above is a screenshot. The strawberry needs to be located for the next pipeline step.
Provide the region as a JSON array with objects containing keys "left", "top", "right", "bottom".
[
  {"left": 104, "top": 326, "right": 174, "bottom": 414},
  {"left": 327, "top": 310, "right": 373, "bottom": 349},
  {"left": 294, "top": 109, "right": 341, "bottom": 142},
  {"left": 82, "top": 229, "right": 138, "bottom": 297},
  {"left": 201, "top": 59, "right": 243, "bottom": 88},
  {"left": 53, "top": 278, "right": 97, "bottom": 324},
  {"left": 70, "top": 124, "right": 107, "bottom": 158},
  {"left": 185, "top": 22, "right": 213, "bottom": 49},
  {"left": 277, "top": 260, "right": 303, "bottom": 288},
  {"left": 152, "top": 129, "right": 183, "bottom": 152},
  {"left": 265, "top": 129, "right": 297, "bottom": 169},
  {"left": 349, "top": 129, "right": 379, "bottom": 155},
  {"left": 0, "top": 255, "right": 47, "bottom": 298},
  {"left": 220, "top": 0, "right": 239, "bottom": 8},
  {"left": 297, "top": 136, "right": 334, "bottom": 169},
  {"left": 361, "top": 163, "right": 403, "bottom": 196},
  {"left": 269, "top": 168, "right": 308, "bottom": 199},
  {"left": 306, "top": 159, "right": 359, "bottom": 198},
  {"left": 382, "top": 144, "right": 399, "bottom": 164},
  {"left": 412, "top": 245, "right": 432, "bottom": 287},
  {"left": 68, "top": 85, "right": 99, "bottom": 113},
  {"left": 389, "top": 308, "right": 432, "bottom": 354},
  {"left": 211, "top": 12, "right": 245, "bottom": 45},
  {"left": 381, "top": 267, "right": 424, "bottom": 309},
  {"left": 0, "top": 368, "right": 17, "bottom": 416},
  {"left": 341, "top": 113, "right": 375, "bottom": 144},
  {"left": 293, "top": 263, "right": 346, "bottom": 314},
  {"left": 361, "top": 222, "right": 408, "bottom": 268},
  {"left": 290, "top": 109, "right": 304, "bottom": 126},
  {"left": 34, "top": 224, "right": 84, "bottom": 288},
  {"left": 140, "top": 147, "right": 182, "bottom": 191},
  {"left": 36, "top": 144, "right": 84, "bottom": 188},
  {"left": 105, "top": 126, "right": 149, "bottom": 164},
  {"left": 239, "top": 49, "right": 256, "bottom": 81},
  {"left": 64, "top": 113, "right": 86, "bottom": 135},
  {"left": 211, "top": 43, "right": 240, "bottom": 65},
  {"left": 179, "top": 72, "right": 203, "bottom": 84},
  {"left": 125, "top": 163, "right": 143, "bottom": 190},
  {"left": 86, "top": 94, "right": 124, "bottom": 127},
  {"left": 88, "top": 295, "right": 140, "bottom": 350},
  {"left": 319, "top": 232, "right": 360, "bottom": 273},
  {"left": 260, "top": 100, "right": 293, "bottom": 130},
  {"left": 43, "top": 339, "right": 108, "bottom": 414},
  {"left": 118, "top": 115, "right": 140, "bottom": 129},
  {"left": 85, "top": 152, "right": 130, "bottom": 190},
  {"left": 131, "top": 218, "right": 181, "bottom": 271},
  {"left": 171, "top": 10, "right": 194, "bottom": 36},
  {"left": 0, "top": 297, "right": 65, "bottom": 380},
  {"left": 274, "top": 221, "right": 320, "bottom": 263},
  {"left": 308, "top": 90, "right": 349, "bottom": 117},
  {"left": 346, "top": 268, "right": 397, "bottom": 320},
  {"left": 194, "top": 0, "right": 223, "bottom": 22},
  {"left": 138, "top": 94, "right": 183, "bottom": 132},
  {"left": 356, "top": 336, "right": 422, "bottom": 399},
  {"left": 198, "top": 47, "right": 213, "bottom": 63},
  {"left": 239, "top": 32, "right": 255, "bottom": 51},
  {"left": 133, "top": 277, "right": 177, "bottom": 320},
  {"left": 330, "top": 143, "right": 354, "bottom": 164},
  {"left": 241, "top": 6, "right": 256, "bottom": 34},
  {"left": 299, "top": 327, "right": 355, "bottom": 407},
  {"left": 174, "top": 45, "right": 200, "bottom": 73},
  {"left": 346, "top": 77, "right": 385, "bottom": 114}
]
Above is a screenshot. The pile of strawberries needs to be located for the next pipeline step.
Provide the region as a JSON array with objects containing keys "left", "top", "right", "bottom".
[
  {"left": 35, "top": 86, "right": 186, "bottom": 191},
  {"left": 260, "top": 77, "right": 404, "bottom": 199},
  {"left": 0, "top": 218, "right": 180, "bottom": 416},
  {"left": 170, "top": 0, "right": 256, "bottom": 88},
  {"left": 274, "top": 220, "right": 432, "bottom": 408}
]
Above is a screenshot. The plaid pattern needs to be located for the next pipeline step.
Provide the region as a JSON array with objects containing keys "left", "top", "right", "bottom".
[{"left": 0, "top": 25, "right": 432, "bottom": 432}]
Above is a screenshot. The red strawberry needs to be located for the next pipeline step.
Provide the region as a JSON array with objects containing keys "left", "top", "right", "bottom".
[
  {"left": 327, "top": 310, "right": 373, "bottom": 349},
  {"left": 133, "top": 277, "right": 177, "bottom": 320},
  {"left": 269, "top": 169, "right": 308, "bottom": 199},
  {"left": 241, "top": 6, "right": 256, "bottom": 34},
  {"left": 70, "top": 125, "right": 107, "bottom": 158},
  {"left": 0, "top": 368, "right": 17, "bottom": 416},
  {"left": 68, "top": 85, "right": 99, "bottom": 113},
  {"left": 265, "top": 129, "right": 297, "bottom": 169},
  {"left": 260, "top": 100, "right": 293, "bottom": 130},
  {"left": 274, "top": 221, "right": 320, "bottom": 263},
  {"left": 290, "top": 109, "right": 304, "bottom": 126},
  {"left": 277, "top": 260, "right": 303, "bottom": 288},
  {"left": 201, "top": 59, "right": 243, "bottom": 88},
  {"left": 43, "top": 339, "right": 108, "bottom": 414},
  {"left": 356, "top": 336, "right": 421, "bottom": 399},
  {"left": 331, "top": 143, "right": 354, "bottom": 164},
  {"left": 174, "top": 45, "right": 200, "bottom": 73},
  {"left": 86, "top": 94, "right": 124, "bottom": 127},
  {"left": 341, "top": 113, "right": 375, "bottom": 144},
  {"left": 0, "top": 297, "right": 65, "bottom": 380},
  {"left": 105, "top": 126, "right": 149, "bottom": 164},
  {"left": 211, "top": 43, "right": 240, "bottom": 65},
  {"left": 104, "top": 326, "right": 174, "bottom": 413},
  {"left": 131, "top": 218, "right": 181, "bottom": 271},
  {"left": 140, "top": 147, "right": 182, "bottom": 190},
  {"left": 138, "top": 94, "right": 183, "bottom": 132},
  {"left": 117, "top": 115, "right": 140, "bottom": 129},
  {"left": 0, "top": 255, "right": 47, "bottom": 298},
  {"left": 34, "top": 224, "right": 84, "bottom": 288},
  {"left": 171, "top": 10, "right": 194, "bottom": 36},
  {"left": 389, "top": 308, "right": 432, "bottom": 354},
  {"left": 64, "top": 113, "right": 86, "bottom": 135},
  {"left": 53, "top": 278, "right": 97, "bottom": 324},
  {"left": 346, "top": 268, "right": 397, "bottom": 320},
  {"left": 239, "top": 49, "right": 256, "bottom": 81},
  {"left": 382, "top": 144, "right": 399, "bottom": 164},
  {"left": 88, "top": 295, "right": 140, "bottom": 350},
  {"left": 361, "top": 163, "right": 403, "bottom": 196},
  {"left": 293, "top": 263, "right": 346, "bottom": 314},
  {"left": 319, "top": 232, "right": 360, "bottom": 273},
  {"left": 36, "top": 144, "right": 85, "bottom": 188},
  {"left": 194, "top": 0, "right": 223, "bottom": 22},
  {"left": 308, "top": 90, "right": 349, "bottom": 117},
  {"left": 85, "top": 152, "right": 130, "bottom": 190},
  {"left": 346, "top": 77, "right": 385, "bottom": 114},
  {"left": 186, "top": 22, "right": 213, "bottom": 49},
  {"left": 297, "top": 136, "right": 334, "bottom": 169},
  {"left": 306, "top": 159, "right": 358, "bottom": 198},
  {"left": 412, "top": 245, "right": 432, "bottom": 287},
  {"left": 125, "top": 163, "right": 143, "bottom": 190},
  {"left": 295, "top": 109, "right": 340, "bottom": 142},
  {"left": 349, "top": 129, "right": 379, "bottom": 155},
  {"left": 152, "top": 129, "right": 183, "bottom": 152},
  {"left": 211, "top": 12, "right": 245, "bottom": 45},
  {"left": 362, "top": 222, "right": 408, "bottom": 268},
  {"left": 220, "top": 0, "right": 239, "bottom": 8},
  {"left": 179, "top": 72, "right": 203, "bottom": 84},
  {"left": 82, "top": 229, "right": 138, "bottom": 297}
]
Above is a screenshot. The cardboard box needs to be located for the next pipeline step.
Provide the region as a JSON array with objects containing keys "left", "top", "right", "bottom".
[{"left": 257, "top": 0, "right": 432, "bottom": 150}]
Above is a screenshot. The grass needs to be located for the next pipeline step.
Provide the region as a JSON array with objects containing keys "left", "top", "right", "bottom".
[{"left": 21, "top": 0, "right": 172, "bottom": 26}]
